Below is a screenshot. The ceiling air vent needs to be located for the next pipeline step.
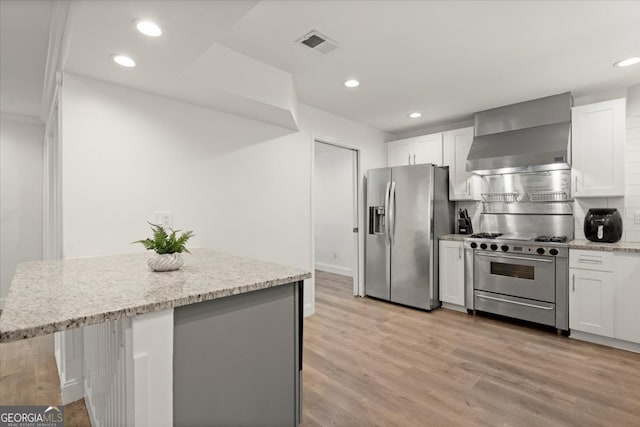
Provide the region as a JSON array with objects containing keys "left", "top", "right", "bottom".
[{"left": 296, "top": 30, "right": 338, "bottom": 54}]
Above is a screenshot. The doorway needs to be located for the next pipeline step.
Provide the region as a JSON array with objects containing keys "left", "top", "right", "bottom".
[{"left": 313, "top": 140, "right": 359, "bottom": 296}]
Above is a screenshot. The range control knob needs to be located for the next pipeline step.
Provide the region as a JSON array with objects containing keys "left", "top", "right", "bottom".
[
  {"left": 490, "top": 244, "right": 498, "bottom": 251},
  {"left": 536, "top": 248, "right": 545, "bottom": 255},
  {"left": 501, "top": 245, "right": 509, "bottom": 252},
  {"left": 549, "top": 248, "right": 559, "bottom": 256},
  {"left": 470, "top": 242, "right": 477, "bottom": 249},
  {"left": 480, "top": 243, "right": 488, "bottom": 250}
]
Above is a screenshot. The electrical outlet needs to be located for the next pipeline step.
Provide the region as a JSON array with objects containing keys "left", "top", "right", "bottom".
[
  {"left": 153, "top": 211, "right": 173, "bottom": 228},
  {"left": 635, "top": 211, "right": 640, "bottom": 225},
  {"left": 333, "top": 251, "right": 338, "bottom": 259}
]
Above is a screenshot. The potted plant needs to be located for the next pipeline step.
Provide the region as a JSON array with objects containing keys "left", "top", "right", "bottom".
[{"left": 133, "top": 223, "right": 194, "bottom": 271}]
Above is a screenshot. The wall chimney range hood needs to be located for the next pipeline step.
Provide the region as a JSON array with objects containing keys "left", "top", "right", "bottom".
[{"left": 466, "top": 92, "right": 573, "bottom": 175}]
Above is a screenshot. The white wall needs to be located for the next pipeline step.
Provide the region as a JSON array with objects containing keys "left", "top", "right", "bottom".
[
  {"left": 300, "top": 105, "right": 389, "bottom": 296},
  {"left": 61, "top": 73, "right": 388, "bottom": 315},
  {"left": 0, "top": 115, "right": 44, "bottom": 308},
  {"left": 314, "top": 143, "right": 354, "bottom": 276}
]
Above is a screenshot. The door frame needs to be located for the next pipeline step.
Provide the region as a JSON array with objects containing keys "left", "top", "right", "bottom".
[{"left": 311, "top": 138, "right": 362, "bottom": 297}]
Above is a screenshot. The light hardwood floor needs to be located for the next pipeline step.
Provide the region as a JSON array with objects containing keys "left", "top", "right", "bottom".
[
  {"left": 2, "top": 272, "right": 639, "bottom": 426},
  {"left": 302, "top": 270, "right": 640, "bottom": 427}
]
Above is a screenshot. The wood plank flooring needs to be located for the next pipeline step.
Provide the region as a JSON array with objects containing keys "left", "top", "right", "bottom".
[
  {"left": 2, "top": 271, "right": 639, "bottom": 426},
  {"left": 301, "top": 270, "right": 640, "bottom": 426},
  {"left": 0, "top": 333, "right": 90, "bottom": 426}
]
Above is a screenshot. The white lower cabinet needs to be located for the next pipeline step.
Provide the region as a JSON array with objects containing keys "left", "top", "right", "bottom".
[
  {"left": 569, "top": 249, "right": 640, "bottom": 349},
  {"left": 612, "top": 253, "right": 640, "bottom": 343},
  {"left": 439, "top": 240, "right": 465, "bottom": 308},
  {"left": 569, "top": 269, "right": 614, "bottom": 336}
]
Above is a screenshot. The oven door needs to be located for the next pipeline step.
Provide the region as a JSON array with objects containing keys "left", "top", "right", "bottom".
[{"left": 474, "top": 252, "right": 555, "bottom": 302}]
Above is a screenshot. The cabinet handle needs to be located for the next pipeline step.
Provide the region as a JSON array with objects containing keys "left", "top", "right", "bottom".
[
  {"left": 413, "top": 154, "right": 416, "bottom": 164},
  {"left": 572, "top": 274, "right": 575, "bottom": 292},
  {"left": 578, "top": 258, "right": 602, "bottom": 264},
  {"left": 408, "top": 154, "right": 411, "bottom": 165}
]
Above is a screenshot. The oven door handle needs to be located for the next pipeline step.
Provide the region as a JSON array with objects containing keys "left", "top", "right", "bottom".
[
  {"left": 477, "top": 294, "right": 554, "bottom": 310},
  {"left": 475, "top": 252, "right": 553, "bottom": 263}
]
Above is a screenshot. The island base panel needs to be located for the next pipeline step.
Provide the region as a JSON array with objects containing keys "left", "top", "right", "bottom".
[{"left": 173, "top": 282, "right": 301, "bottom": 426}]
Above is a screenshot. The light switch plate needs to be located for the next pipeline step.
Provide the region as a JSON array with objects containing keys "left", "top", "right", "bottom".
[
  {"left": 153, "top": 211, "right": 173, "bottom": 228},
  {"left": 634, "top": 211, "right": 640, "bottom": 225}
]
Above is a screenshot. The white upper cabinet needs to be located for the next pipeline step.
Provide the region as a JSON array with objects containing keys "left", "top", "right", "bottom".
[
  {"left": 387, "top": 133, "right": 443, "bottom": 167},
  {"left": 443, "top": 126, "right": 480, "bottom": 200},
  {"left": 571, "top": 98, "right": 625, "bottom": 198},
  {"left": 387, "top": 139, "right": 412, "bottom": 167},
  {"left": 412, "top": 133, "right": 443, "bottom": 166}
]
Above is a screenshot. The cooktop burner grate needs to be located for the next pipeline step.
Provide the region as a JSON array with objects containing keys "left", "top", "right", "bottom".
[
  {"left": 469, "top": 233, "right": 503, "bottom": 239},
  {"left": 534, "top": 236, "right": 568, "bottom": 243}
]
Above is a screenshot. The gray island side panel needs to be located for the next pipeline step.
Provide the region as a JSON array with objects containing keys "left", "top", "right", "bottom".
[{"left": 173, "top": 281, "right": 301, "bottom": 426}]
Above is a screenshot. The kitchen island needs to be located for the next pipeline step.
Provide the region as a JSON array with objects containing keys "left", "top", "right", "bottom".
[{"left": 0, "top": 249, "right": 310, "bottom": 426}]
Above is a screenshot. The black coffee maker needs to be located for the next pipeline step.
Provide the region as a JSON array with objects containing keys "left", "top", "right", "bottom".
[
  {"left": 457, "top": 209, "right": 473, "bottom": 235},
  {"left": 584, "top": 208, "right": 623, "bottom": 243}
]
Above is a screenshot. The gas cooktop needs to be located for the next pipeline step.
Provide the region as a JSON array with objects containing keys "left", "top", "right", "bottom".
[
  {"left": 467, "top": 233, "right": 567, "bottom": 243},
  {"left": 464, "top": 232, "right": 569, "bottom": 256}
]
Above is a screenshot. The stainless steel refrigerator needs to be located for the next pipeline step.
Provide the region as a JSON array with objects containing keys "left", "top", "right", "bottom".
[{"left": 365, "top": 164, "right": 454, "bottom": 310}]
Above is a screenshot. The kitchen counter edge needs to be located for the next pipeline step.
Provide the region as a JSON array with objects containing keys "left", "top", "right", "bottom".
[
  {"left": 0, "top": 250, "right": 311, "bottom": 343},
  {"left": 568, "top": 239, "right": 640, "bottom": 253},
  {"left": 439, "top": 234, "right": 469, "bottom": 242}
]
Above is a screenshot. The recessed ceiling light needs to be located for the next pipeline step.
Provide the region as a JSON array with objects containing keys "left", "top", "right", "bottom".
[
  {"left": 409, "top": 112, "right": 422, "bottom": 118},
  {"left": 136, "top": 20, "right": 162, "bottom": 37},
  {"left": 112, "top": 54, "right": 136, "bottom": 68},
  {"left": 344, "top": 79, "right": 360, "bottom": 88},
  {"left": 614, "top": 57, "right": 640, "bottom": 67}
]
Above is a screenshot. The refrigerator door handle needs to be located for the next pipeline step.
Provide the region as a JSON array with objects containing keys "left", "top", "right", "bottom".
[
  {"left": 389, "top": 181, "right": 397, "bottom": 244},
  {"left": 384, "top": 181, "right": 391, "bottom": 244}
]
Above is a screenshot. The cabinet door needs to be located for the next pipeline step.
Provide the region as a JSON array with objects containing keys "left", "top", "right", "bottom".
[
  {"left": 412, "top": 133, "right": 443, "bottom": 166},
  {"left": 387, "top": 140, "right": 412, "bottom": 167},
  {"left": 439, "top": 240, "right": 465, "bottom": 306},
  {"left": 570, "top": 269, "right": 614, "bottom": 337},
  {"left": 443, "top": 127, "right": 477, "bottom": 200},
  {"left": 572, "top": 98, "right": 625, "bottom": 198},
  {"left": 613, "top": 253, "right": 640, "bottom": 343}
]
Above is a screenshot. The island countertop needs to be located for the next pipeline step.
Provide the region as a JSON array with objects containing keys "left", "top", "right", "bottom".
[{"left": 0, "top": 249, "right": 311, "bottom": 342}]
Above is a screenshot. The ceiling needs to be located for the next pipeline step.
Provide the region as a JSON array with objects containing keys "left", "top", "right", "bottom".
[
  {"left": 0, "top": 0, "right": 53, "bottom": 117},
  {"left": 2, "top": 1, "right": 640, "bottom": 134},
  {"left": 222, "top": 1, "right": 640, "bottom": 134}
]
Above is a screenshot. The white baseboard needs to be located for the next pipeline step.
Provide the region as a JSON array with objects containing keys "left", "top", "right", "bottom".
[
  {"left": 441, "top": 302, "right": 468, "bottom": 313},
  {"left": 315, "top": 262, "right": 353, "bottom": 277},
  {"left": 570, "top": 330, "right": 640, "bottom": 353},
  {"left": 60, "top": 377, "right": 84, "bottom": 405},
  {"left": 304, "top": 302, "right": 315, "bottom": 317}
]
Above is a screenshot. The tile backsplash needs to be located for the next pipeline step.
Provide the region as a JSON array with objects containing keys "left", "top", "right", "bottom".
[{"left": 456, "top": 113, "right": 640, "bottom": 242}]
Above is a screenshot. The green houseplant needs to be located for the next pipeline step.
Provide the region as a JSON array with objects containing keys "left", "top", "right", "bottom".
[{"left": 134, "top": 223, "right": 194, "bottom": 271}]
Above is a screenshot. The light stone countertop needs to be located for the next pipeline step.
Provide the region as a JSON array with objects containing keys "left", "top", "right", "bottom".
[
  {"left": 439, "top": 234, "right": 469, "bottom": 242},
  {"left": 568, "top": 239, "right": 640, "bottom": 253},
  {"left": 0, "top": 249, "right": 311, "bottom": 342}
]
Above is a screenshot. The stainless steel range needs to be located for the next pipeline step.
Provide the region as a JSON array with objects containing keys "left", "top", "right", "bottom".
[
  {"left": 461, "top": 170, "right": 574, "bottom": 332},
  {"left": 462, "top": 92, "right": 574, "bottom": 332},
  {"left": 464, "top": 232, "right": 569, "bottom": 332}
]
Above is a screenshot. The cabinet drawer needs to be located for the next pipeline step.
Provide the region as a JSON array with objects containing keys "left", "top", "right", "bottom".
[{"left": 569, "top": 249, "right": 613, "bottom": 272}]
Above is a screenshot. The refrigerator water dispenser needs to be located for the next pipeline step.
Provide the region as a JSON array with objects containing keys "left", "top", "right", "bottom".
[{"left": 369, "top": 206, "right": 386, "bottom": 235}]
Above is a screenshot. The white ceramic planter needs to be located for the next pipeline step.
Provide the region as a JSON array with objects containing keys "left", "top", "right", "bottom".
[{"left": 147, "top": 253, "right": 184, "bottom": 272}]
